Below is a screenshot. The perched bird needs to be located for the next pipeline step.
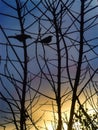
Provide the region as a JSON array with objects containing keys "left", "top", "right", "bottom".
[
  {"left": 8, "top": 34, "right": 32, "bottom": 42},
  {"left": 36, "top": 35, "right": 52, "bottom": 45}
]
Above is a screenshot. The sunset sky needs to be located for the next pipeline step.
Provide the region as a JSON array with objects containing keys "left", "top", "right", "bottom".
[{"left": 0, "top": 0, "right": 98, "bottom": 130}]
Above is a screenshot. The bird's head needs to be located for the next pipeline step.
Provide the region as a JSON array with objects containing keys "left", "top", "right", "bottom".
[{"left": 26, "top": 35, "right": 32, "bottom": 39}]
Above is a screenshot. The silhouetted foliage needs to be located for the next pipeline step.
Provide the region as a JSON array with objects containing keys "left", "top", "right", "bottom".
[{"left": 0, "top": 0, "right": 98, "bottom": 130}]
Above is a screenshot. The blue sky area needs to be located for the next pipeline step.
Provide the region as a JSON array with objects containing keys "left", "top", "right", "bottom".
[{"left": 0, "top": 0, "right": 98, "bottom": 130}]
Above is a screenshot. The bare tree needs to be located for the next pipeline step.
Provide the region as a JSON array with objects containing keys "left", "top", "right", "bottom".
[
  {"left": 0, "top": 0, "right": 44, "bottom": 130},
  {"left": 32, "top": 0, "right": 98, "bottom": 130},
  {"left": 0, "top": 0, "right": 98, "bottom": 130}
]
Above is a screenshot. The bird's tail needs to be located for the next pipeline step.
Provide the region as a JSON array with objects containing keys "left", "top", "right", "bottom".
[{"left": 8, "top": 36, "right": 15, "bottom": 38}]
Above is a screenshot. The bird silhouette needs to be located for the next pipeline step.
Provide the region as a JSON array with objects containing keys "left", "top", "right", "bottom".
[
  {"left": 8, "top": 34, "right": 32, "bottom": 42},
  {"left": 36, "top": 35, "right": 52, "bottom": 45}
]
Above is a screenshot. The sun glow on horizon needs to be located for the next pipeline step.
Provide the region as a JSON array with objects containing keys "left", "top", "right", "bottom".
[{"left": 45, "top": 123, "right": 68, "bottom": 130}]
